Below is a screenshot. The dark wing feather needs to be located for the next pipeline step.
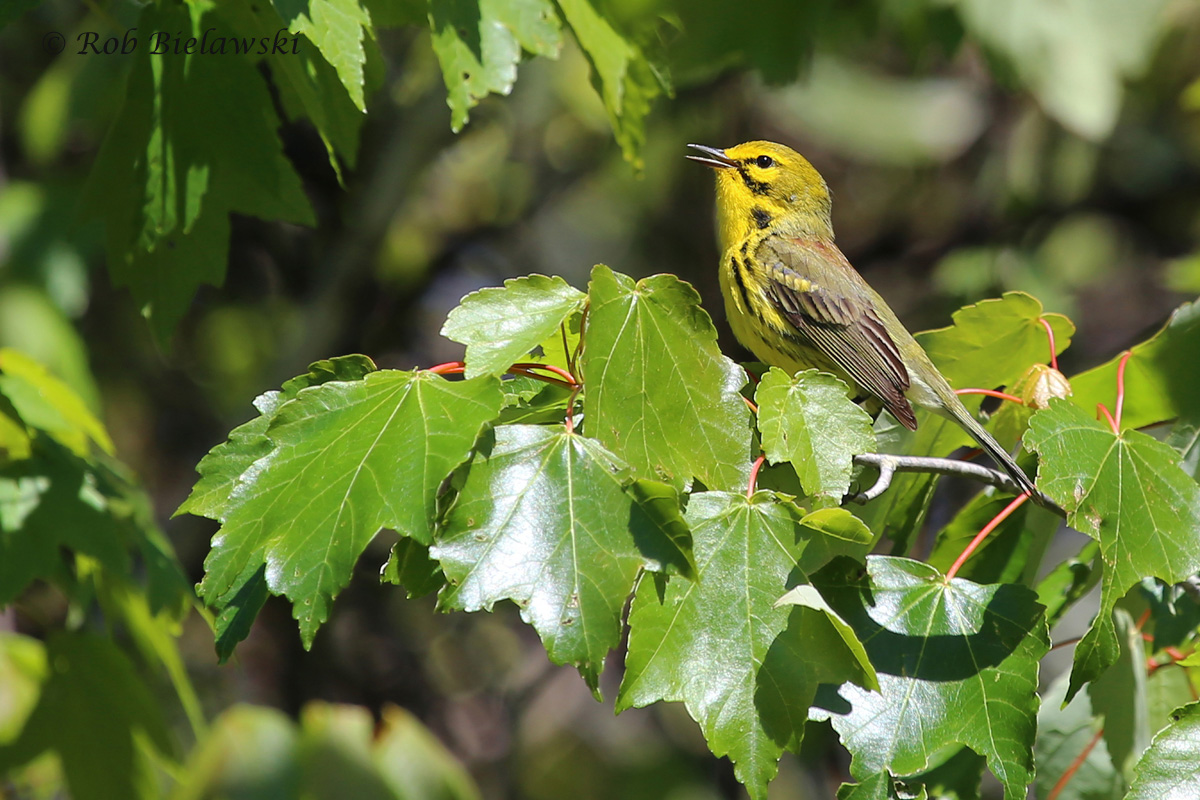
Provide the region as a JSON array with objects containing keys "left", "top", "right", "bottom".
[{"left": 756, "top": 235, "right": 918, "bottom": 430}]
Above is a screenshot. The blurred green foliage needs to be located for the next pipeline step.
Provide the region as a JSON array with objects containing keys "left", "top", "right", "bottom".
[{"left": 2, "top": 0, "right": 1200, "bottom": 797}]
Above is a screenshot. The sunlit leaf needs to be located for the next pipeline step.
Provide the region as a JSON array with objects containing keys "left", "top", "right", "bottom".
[
  {"left": 813, "top": 556, "right": 1048, "bottom": 800},
  {"left": 915, "top": 292, "right": 1073, "bottom": 393},
  {"left": 428, "top": 0, "right": 562, "bottom": 131},
  {"left": 441, "top": 274, "right": 585, "bottom": 379},
  {"left": 183, "top": 356, "right": 376, "bottom": 659},
  {"left": 1026, "top": 400, "right": 1200, "bottom": 699},
  {"left": 582, "top": 265, "right": 752, "bottom": 492},
  {"left": 432, "top": 424, "right": 693, "bottom": 692},
  {"left": 618, "top": 491, "right": 876, "bottom": 798},
  {"left": 755, "top": 368, "right": 875, "bottom": 504},
  {"left": 197, "top": 370, "right": 503, "bottom": 647},
  {"left": 277, "top": 0, "right": 374, "bottom": 111},
  {"left": 178, "top": 355, "right": 378, "bottom": 521},
  {"left": 793, "top": 506, "right": 874, "bottom": 571}
]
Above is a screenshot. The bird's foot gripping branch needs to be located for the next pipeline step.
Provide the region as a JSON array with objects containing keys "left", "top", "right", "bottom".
[{"left": 183, "top": 269, "right": 1200, "bottom": 800}]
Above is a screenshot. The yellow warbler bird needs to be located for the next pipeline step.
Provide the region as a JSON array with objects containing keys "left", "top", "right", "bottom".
[{"left": 688, "top": 140, "right": 1039, "bottom": 500}]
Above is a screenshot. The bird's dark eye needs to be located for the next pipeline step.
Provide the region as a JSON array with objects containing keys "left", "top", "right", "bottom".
[{"left": 756, "top": 155, "right": 775, "bottom": 169}]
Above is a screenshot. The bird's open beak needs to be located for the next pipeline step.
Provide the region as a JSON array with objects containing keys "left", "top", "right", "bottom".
[{"left": 686, "top": 143, "right": 736, "bottom": 169}]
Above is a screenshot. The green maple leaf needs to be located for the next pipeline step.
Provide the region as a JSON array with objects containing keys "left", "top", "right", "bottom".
[
  {"left": 618, "top": 492, "right": 875, "bottom": 798},
  {"left": 195, "top": 369, "right": 503, "bottom": 648},
  {"left": 441, "top": 274, "right": 586, "bottom": 379},
  {"left": 428, "top": 0, "right": 562, "bottom": 131},
  {"left": 1070, "top": 298, "right": 1200, "bottom": 431},
  {"left": 755, "top": 368, "right": 875, "bottom": 504},
  {"left": 432, "top": 424, "right": 694, "bottom": 693},
  {"left": 180, "top": 356, "right": 385, "bottom": 660},
  {"left": 178, "top": 355, "right": 378, "bottom": 522},
  {"left": 915, "top": 292, "right": 1073, "bottom": 392},
  {"left": 1126, "top": 702, "right": 1200, "bottom": 800},
  {"left": 1026, "top": 399, "right": 1200, "bottom": 698},
  {"left": 581, "top": 265, "right": 753, "bottom": 492},
  {"left": 276, "top": 0, "right": 374, "bottom": 111},
  {"left": 83, "top": 2, "right": 314, "bottom": 340},
  {"left": 813, "top": 556, "right": 1049, "bottom": 800},
  {"left": 555, "top": 0, "right": 666, "bottom": 166}
]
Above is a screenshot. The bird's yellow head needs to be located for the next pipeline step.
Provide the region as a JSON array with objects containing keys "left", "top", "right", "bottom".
[{"left": 687, "top": 140, "right": 833, "bottom": 253}]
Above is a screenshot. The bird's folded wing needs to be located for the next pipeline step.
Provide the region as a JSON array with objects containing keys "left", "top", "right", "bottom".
[{"left": 756, "top": 235, "right": 918, "bottom": 430}]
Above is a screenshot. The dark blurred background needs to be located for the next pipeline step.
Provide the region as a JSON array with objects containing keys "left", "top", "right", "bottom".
[{"left": 2, "top": 0, "right": 1200, "bottom": 796}]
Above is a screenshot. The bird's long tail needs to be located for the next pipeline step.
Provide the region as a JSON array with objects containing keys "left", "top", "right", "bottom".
[{"left": 952, "top": 407, "right": 1041, "bottom": 502}]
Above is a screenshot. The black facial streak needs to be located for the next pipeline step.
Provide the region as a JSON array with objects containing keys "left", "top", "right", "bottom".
[
  {"left": 738, "top": 166, "right": 771, "bottom": 195},
  {"left": 730, "top": 257, "right": 752, "bottom": 311},
  {"left": 751, "top": 207, "right": 772, "bottom": 229}
]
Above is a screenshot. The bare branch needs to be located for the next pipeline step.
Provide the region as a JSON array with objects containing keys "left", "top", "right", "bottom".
[{"left": 846, "top": 453, "right": 1066, "bottom": 518}]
